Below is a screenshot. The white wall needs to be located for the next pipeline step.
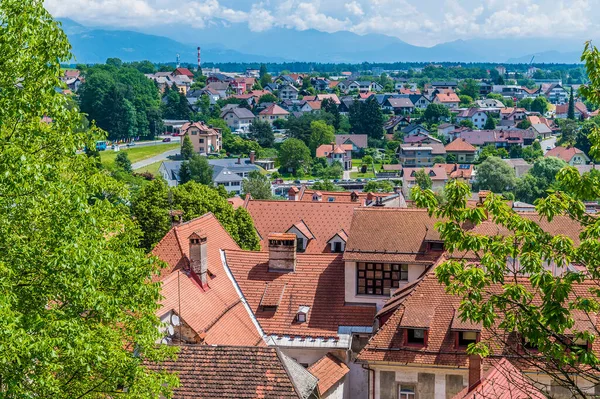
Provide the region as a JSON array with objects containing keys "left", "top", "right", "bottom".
[{"left": 373, "top": 365, "right": 467, "bottom": 399}]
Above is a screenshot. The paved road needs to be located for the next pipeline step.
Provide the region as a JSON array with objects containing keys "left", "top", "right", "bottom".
[
  {"left": 343, "top": 166, "right": 358, "bottom": 180},
  {"left": 132, "top": 148, "right": 180, "bottom": 170},
  {"left": 541, "top": 136, "right": 557, "bottom": 154}
]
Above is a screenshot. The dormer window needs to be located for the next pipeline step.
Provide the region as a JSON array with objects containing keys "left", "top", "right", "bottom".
[
  {"left": 457, "top": 331, "right": 478, "bottom": 348},
  {"left": 428, "top": 242, "right": 444, "bottom": 251},
  {"left": 405, "top": 328, "right": 428, "bottom": 346},
  {"left": 296, "top": 306, "right": 309, "bottom": 323}
]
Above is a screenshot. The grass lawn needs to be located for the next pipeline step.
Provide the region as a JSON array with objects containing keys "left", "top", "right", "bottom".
[
  {"left": 135, "top": 161, "right": 162, "bottom": 176},
  {"left": 350, "top": 170, "right": 376, "bottom": 178},
  {"left": 100, "top": 143, "right": 179, "bottom": 168}
]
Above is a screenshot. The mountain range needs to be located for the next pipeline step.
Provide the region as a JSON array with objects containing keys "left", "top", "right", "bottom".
[{"left": 58, "top": 18, "right": 587, "bottom": 65}]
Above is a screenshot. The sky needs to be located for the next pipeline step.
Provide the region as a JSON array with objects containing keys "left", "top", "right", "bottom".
[{"left": 45, "top": 0, "right": 598, "bottom": 46}]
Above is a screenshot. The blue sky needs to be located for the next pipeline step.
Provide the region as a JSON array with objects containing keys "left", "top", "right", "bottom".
[{"left": 45, "top": 0, "right": 597, "bottom": 46}]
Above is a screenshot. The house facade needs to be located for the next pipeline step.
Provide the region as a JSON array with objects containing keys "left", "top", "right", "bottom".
[
  {"left": 456, "top": 109, "right": 488, "bottom": 129},
  {"left": 316, "top": 143, "right": 353, "bottom": 170},
  {"left": 397, "top": 143, "right": 446, "bottom": 167},
  {"left": 180, "top": 121, "right": 222, "bottom": 155},
  {"left": 220, "top": 107, "right": 255, "bottom": 132}
]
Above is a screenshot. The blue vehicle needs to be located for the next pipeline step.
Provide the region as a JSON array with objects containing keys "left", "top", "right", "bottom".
[{"left": 95, "top": 141, "right": 107, "bottom": 151}]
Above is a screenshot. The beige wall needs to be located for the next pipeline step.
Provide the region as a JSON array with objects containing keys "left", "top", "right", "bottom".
[{"left": 182, "top": 127, "right": 222, "bottom": 154}]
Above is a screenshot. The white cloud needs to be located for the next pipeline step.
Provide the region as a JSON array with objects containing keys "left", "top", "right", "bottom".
[{"left": 44, "top": 0, "right": 600, "bottom": 45}]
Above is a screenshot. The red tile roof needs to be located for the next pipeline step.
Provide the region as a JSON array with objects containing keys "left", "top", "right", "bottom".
[
  {"left": 259, "top": 104, "right": 290, "bottom": 116},
  {"left": 315, "top": 143, "right": 351, "bottom": 158},
  {"left": 173, "top": 67, "right": 194, "bottom": 78},
  {"left": 403, "top": 166, "right": 449, "bottom": 181},
  {"left": 227, "top": 196, "right": 245, "bottom": 209},
  {"left": 454, "top": 358, "right": 546, "bottom": 399},
  {"left": 181, "top": 121, "right": 220, "bottom": 136},
  {"left": 224, "top": 250, "right": 376, "bottom": 338},
  {"left": 434, "top": 163, "right": 474, "bottom": 179},
  {"left": 545, "top": 146, "right": 586, "bottom": 163},
  {"left": 153, "top": 214, "right": 263, "bottom": 346},
  {"left": 299, "top": 189, "right": 396, "bottom": 204},
  {"left": 150, "top": 345, "right": 312, "bottom": 398},
  {"left": 308, "top": 353, "right": 349, "bottom": 394},
  {"left": 435, "top": 92, "right": 460, "bottom": 103},
  {"left": 344, "top": 208, "right": 444, "bottom": 264},
  {"left": 245, "top": 200, "right": 357, "bottom": 253},
  {"left": 445, "top": 138, "right": 477, "bottom": 153}
]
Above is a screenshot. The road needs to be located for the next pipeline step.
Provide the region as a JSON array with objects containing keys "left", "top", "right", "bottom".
[
  {"left": 540, "top": 136, "right": 557, "bottom": 154},
  {"left": 132, "top": 148, "right": 180, "bottom": 170}
]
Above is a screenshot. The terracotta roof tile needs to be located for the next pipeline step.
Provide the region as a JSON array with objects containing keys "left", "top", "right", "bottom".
[
  {"left": 246, "top": 200, "right": 358, "bottom": 253},
  {"left": 545, "top": 146, "right": 586, "bottom": 163},
  {"left": 153, "top": 214, "right": 262, "bottom": 346},
  {"left": 344, "top": 208, "right": 444, "bottom": 264},
  {"left": 435, "top": 92, "right": 460, "bottom": 103},
  {"left": 224, "top": 250, "right": 376, "bottom": 337},
  {"left": 259, "top": 104, "right": 290, "bottom": 116},
  {"left": 149, "top": 345, "right": 307, "bottom": 398},
  {"left": 308, "top": 353, "right": 349, "bottom": 394},
  {"left": 445, "top": 138, "right": 477, "bottom": 153}
]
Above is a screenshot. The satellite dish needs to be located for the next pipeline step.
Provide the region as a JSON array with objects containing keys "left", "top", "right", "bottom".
[
  {"left": 168, "top": 325, "right": 175, "bottom": 336},
  {"left": 171, "top": 314, "right": 180, "bottom": 326}
]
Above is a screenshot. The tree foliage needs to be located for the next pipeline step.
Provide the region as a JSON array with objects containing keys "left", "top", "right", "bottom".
[
  {"left": 179, "top": 154, "right": 213, "bottom": 185},
  {"left": 242, "top": 170, "right": 272, "bottom": 200},
  {"left": 115, "top": 151, "right": 132, "bottom": 172},
  {"left": 349, "top": 98, "right": 384, "bottom": 139},
  {"left": 423, "top": 103, "right": 451, "bottom": 123},
  {"left": 181, "top": 134, "right": 195, "bottom": 160},
  {"left": 171, "top": 182, "right": 260, "bottom": 250},
  {"left": 414, "top": 168, "right": 433, "bottom": 190},
  {"left": 475, "top": 156, "right": 517, "bottom": 192},
  {"left": 364, "top": 180, "right": 394, "bottom": 193},
  {"left": 131, "top": 179, "right": 172, "bottom": 251},
  {"left": 249, "top": 120, "right": 275, "bottom": 148},
  {"left": 278, "top": 138, "right": 312, "bottom": 175},
  {"left": 0, "top": 2, "right": 177, "bottom": 396},
  {"left": 309, "top": 120, "right": 335, "bottom": 155}
]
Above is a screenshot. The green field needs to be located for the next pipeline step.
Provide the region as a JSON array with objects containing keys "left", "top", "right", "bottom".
[
  {"left": 100, "top": 143, "right": 179, "bottom": 168},
  {"left": 135, "top": 161, "right": 162, "bottom": 176}
]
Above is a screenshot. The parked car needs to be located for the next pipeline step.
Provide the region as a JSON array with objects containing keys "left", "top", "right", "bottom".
[
  {"left": 126, "top": 142, "right": 136, "bottom": 147},
  {"left": 162, "top": 137, "right": 171, "bottom": 142}
]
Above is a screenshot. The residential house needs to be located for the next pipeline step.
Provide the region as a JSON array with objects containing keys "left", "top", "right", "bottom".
[
  {"left": 338, "top": 97, "right": 356, "bottom": 114},
  {"left": 398, "top": 87, "right": 420, "bottom": 95},
  {"left": 407, "top": 94, "right": 430, "bottom": 110},
  {"left": 435, "top": 163, "right": 475, "bottom": 185},
  {"left": 335, "top": 134, "right": 368, "bottom": 151},
  {"left": 541, "top": 83, "right": 569, "bottom": 104},
  {"left": 530, "top": 123, "right": 553, "bottom": 139},
  {"left": 384, "top": 98, "right": 414, "bottom": 115},
  {"left": 258, "top": 104, "right": 290, "bottom": 125},
  {"left": 180, "top": 121, "right": 222, "bottom": 155},
  {"left": 300, "top": 101, "right": 322, "bottom": 113},
  {"left": 555, "top": 102, "right": 589, "bottom": 119},
  {"left": 309, "top": 93, "right": 341, "bottom": 105},
  {"left": 384, "top": 116, "right": 411, "bottom": 135},
  {"left": 475, "top": 98, "right": 505, "bottom": 108},
  {"left": 279, "top": 84, "right": 299, "bottom": 101},
  {"left": 456, "top": 108, "right": 489, "bottom": 129},
  {"left": 204, "top": 82, "right": 229, "bottom": 99},
  {"left": 316, "top": 143, "right": 352, "bottom": 170},
  {"left": 206, "top": 72, "right": 233, "bottom": 84},
  {"left": 397, "top": 142, "right": 446, "bottom": 167},
  {"left": 459, "top": 129, "right": 536, "bottom": 151},
  {"left": 264, "top": 82, "right": 279, "bottom": 92},
  {"left": 172, "top": 67, "right": 194, "bottom": 79},
  {"left": 478, "top": 81, "right": 493, "bottom": 96},
  {"left": 231, "top": 77, "right": 255, "bottom": 95},
  {"left": 312, "top": 78, "right": 330, "bottom": 92},
  {"left": 499, "top": 107, "right": 527, "bottom": 127},
  {"left": 437, "top": 123, "right": 459, "bottom": 139},
  {"left": 291, "top": 187, "right": 405, "bottom": 208},
  {"left": 444, "top": 138, "right": 477, "bottom": 163},
  {"left": 492, "top": 85, "right": 532, "bottom": 100},
  {"left": 151, "top": 345, "right": 320, "bottom": 399},
  {"left": 220, "top": 106, "right": 255, "bottom": 132},
  {"left": 545, "top": 146, "right": 590, "bottom": 166},
  {"left": 503, "top": 158, "right": 533, "bottom": 178},
  {"left": 401, "top": 123, "right": 429, "bottom": 137},
  {"left": 402, "top": 167, "right": 448, "bottom": 196},
  {"left": 434, "top": 92, "right": 460, "bottom": 109},
  {"left": 403, "top": 134, "right": 442, "bottom": 145}
]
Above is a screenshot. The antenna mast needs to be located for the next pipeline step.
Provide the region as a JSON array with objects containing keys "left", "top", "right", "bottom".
[
  {"left": 176, "top": 53, "right": 180, "bottom": 68},
  {"left": 197, "top": 47, "right": 202, "bottom": 75}
]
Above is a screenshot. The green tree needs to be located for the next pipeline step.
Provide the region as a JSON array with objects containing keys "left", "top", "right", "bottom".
[
  {"left": 259, "top": 93, "right": 278, "bottom": 104},
  {"left": 259, "top": 64, "right": 268, "bottom": 78},
  {"left": 260, "top": 73, "right": 272, "bottom": 88},
  {"left": 279, "top": 138, "right": 312, "bottom": 175},
  {"left": 349, "top": 98, "right": 384, "bottom": 139},
  {"left": 285, "top": 112, "right": 336, "bottom": 145},
  {"left": 557, "top": 119, "right": 579, "bottom": 146},
  {"left": 517, "top": 119, "right": 532, "bottom": 129},
  {"left": 483, "top": 116, "right": 497, "bottom": 130},
  {"left": 131, "top": 178, "right": 172, "bottom": 250},
  {"left": 518, "top": 97, "right": 534, "bottom": 111},
  {"left": 423, "top": 103, "right": 451, "bottom": 123},
  {"left": 115, "top": 151, "right": 132, "bottom": 172},
  {"left": 568, "top": 87, "right": 576, "bottom": 120},
  {"left": 309, "top": 120, "right": 335, "bottom": 155},
  {"left": 459, "top": 78, "right": 479, "bottom": 99},
  {"left": 249, "top": 120, "right": 275, "bottom": 148},
  {"left": 181, "top": 134, "right": 195, "bottom": 160},
  {"left": 414, "top": 168, "right": 433, "bottom": 190},
  {"left": 179, "top": 154, "right": 213, "bottom": 185},
  {"left": 171, "top": 182, "right": 260, "bottom": 250},
  {"left": 311, "top": 180, "right": 344, "bottom": 191},
  {"left": 459, "top": 95, "right": 474, "bottom": 107},
  {"left": 0, "top": 2, "right": 176, "bottom": 396},
  {"left": 475, "top": 156, "right": 516, "bottom": 192},
  {"left": 364, "top": 180, "right": 394, "bottom": 193},
  {"left": 459, "top": 119, "right": 474, "bottom": 129},
  {"left": 242, "top": 170, "right": 272, "bottom": 199},
  {"left": 321, "top": 98, "right": 341, "bottom": 130},
  {"left": 531, "top": 96, "right": 550, "bottom": 114}
]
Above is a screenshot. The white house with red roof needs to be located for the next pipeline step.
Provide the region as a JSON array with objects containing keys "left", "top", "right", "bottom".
[
  {"left": 545, "top": 145, "right": 590, "bottom": 165},
  {"left": 258, "top": 104, "right": 290, "bottom": 125}
]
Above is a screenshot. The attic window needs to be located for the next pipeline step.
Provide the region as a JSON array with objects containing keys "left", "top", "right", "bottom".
[
  {"left": 261, "top": 305, "right": 278, "bottom": 312},
  {"left": 405, "top": 328, "right": 427, "bottom": 346},
  {"left": 457, "top": 331, "right": 478, "bottom": 348},
  {"left": 328, "top": 197, "right": 335, "bottom": 202},
  {"left": 296, "top": 306, "right": 310, "bottom": 323},
  {"left": 429, "top": 242, "right": 444, "bottom": 251}
]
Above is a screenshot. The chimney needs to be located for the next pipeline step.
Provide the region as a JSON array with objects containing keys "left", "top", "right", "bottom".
[
  {"left": 189, "top": 232, "right": 208, "bottom": 287},
  {"left": 478, "top": 190, "right": 491, "bottom": 205},
  {"left": 268, "top": 233, "right": 297, "bottom": 272},
  {"left": 169, "top": 210, "right": 184, "bottom": 226},
  {"left": 288, "top": 186, "right": 299, "bottom": 201},
  {"left": 249, "top": 150, "right": 255, "bottom": 164},
  {"left": 468, "top": 355, "right": 482, "bottom": 392}
]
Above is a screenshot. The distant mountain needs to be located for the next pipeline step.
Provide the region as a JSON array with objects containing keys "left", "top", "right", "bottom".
[
  {"left": 58, "top": 18, "right": 588, "bottom": 64},
  {"left": 56, "top": 19, "right": 285, "bottom": 64}
]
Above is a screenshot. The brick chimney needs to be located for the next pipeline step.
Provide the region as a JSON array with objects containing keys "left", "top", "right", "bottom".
[
  {"left": 468, "top": 354, "right": 482, "bottom": 392},
  {"left": 189, "top": 232, "right": 208, "bottom": 287},
  {"left": 268, "top": 233, "right": 297, "bottom": 272},
  {"left": 237, "top": 157, "right": 241, "bottom": 165},
  {"left": 288, "top": 186, "right": 299, "bottom": 201},
  {"left": 249, "top": 150, "right": 255, "bottom": 164}
]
